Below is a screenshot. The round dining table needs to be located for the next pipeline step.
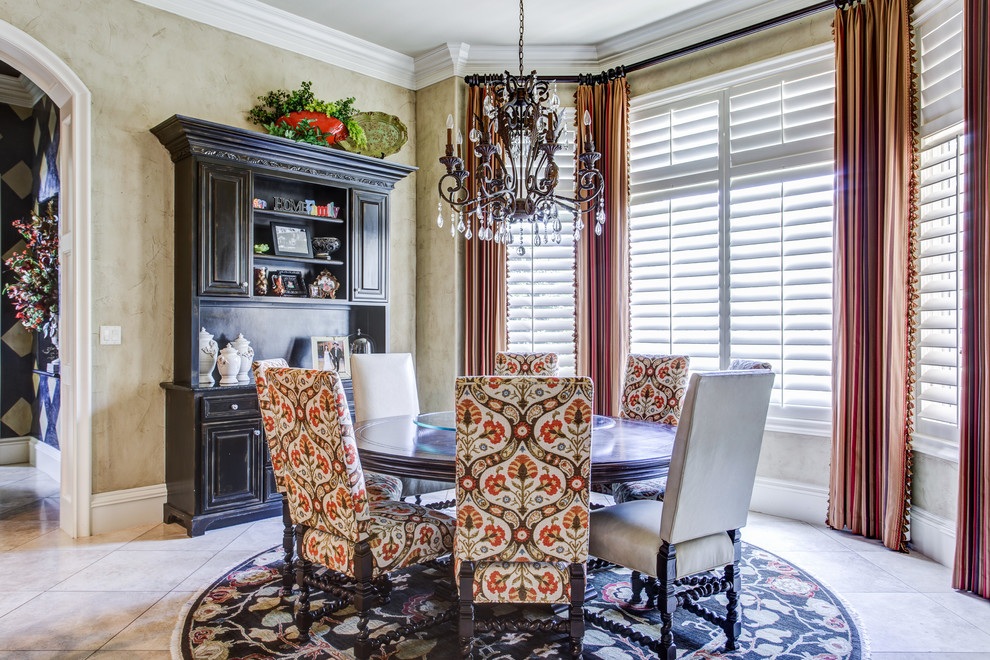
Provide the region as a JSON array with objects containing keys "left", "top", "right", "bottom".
[{"left": 353, "top": 411, "right": 676, "bottom": 486}]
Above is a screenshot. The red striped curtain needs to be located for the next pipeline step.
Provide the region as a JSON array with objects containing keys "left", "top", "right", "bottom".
[
  {"left": 953, "top": 0, "right": 990, "bottom": 598},
  {"left": 574, "top": 76, "right": 630, "bottom": 416},
  {"left": 463, "top": 84, "right": 507, "bottom": 376},
  {"left": 827, "top": 0, "right": 919, "bottom": 552}
]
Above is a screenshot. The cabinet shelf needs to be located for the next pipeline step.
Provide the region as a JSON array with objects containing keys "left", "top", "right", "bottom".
[
  {"left": 254, "top": 254, "right": 344, "bottom": 266},
  {"left": 254, "top": 208, "right": 344, "bottom": 224}
]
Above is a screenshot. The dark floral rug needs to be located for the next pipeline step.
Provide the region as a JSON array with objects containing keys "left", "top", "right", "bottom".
[{"left": 173, "top": 543, "right": 867, "bottom": 659}]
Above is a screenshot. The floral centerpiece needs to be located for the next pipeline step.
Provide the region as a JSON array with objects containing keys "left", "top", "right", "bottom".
[
  {"left": 248, "top": 81, "right": 367, "bottom": 148},
  {"left": 3, "top": 202, "right": 59, "bottom": 341}
]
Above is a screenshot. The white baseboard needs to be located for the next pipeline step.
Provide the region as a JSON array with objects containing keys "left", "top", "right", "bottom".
[
  {"left": 90, "top": 483, "right": 168, "bottom": 535},
  {"left": 0, "top": 436, "right": 31, "bottom": 465},
  {"left": 750, "top": 476, "right": 829, "bottom": 525},
  {"left": 909, "top": 507, "right": 956, "bottom": 568},
  {"left": 29, "top": 439, "right": 60, "bottom": 482}
]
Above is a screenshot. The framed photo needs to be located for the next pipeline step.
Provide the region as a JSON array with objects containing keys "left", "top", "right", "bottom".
[
  {"left": 271, "top": 270, "right": 306, "bottom": 297},
  {"left": 311, "top": 335, "right": 351, "bottom": 379},
  {"left": 270, "top": 222, "right": 313, "bottom": 258}
]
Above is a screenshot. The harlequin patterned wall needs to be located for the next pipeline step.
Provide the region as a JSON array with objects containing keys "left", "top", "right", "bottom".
[{"left": 1, "top": 96, "right": 60, "bottom": 448}]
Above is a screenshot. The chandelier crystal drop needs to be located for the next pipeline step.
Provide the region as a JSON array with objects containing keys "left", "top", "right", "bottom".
[{"left": 437, "top": 0, "right": 605, "bottom": 255}]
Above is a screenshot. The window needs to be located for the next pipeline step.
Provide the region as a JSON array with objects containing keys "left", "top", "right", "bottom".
[
  {"left": 629, "top": 46, "right": 836, "bottom": 429},
  {"left": 506, "top": 108, "right": 578, "bottom": 375},
  {"left": 913, "top": 0, "right": 964, "bottom": 445}
]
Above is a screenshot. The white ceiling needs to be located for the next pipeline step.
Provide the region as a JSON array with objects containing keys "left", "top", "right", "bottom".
[{"left": 254, "top": 0, "right": 716, "bottom": 58}]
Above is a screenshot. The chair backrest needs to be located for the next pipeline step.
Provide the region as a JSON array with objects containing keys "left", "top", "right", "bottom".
[
  {"left": 727, "top": 358, "right": 773, "bottom": 371},
  {"left": 494, "top": 351, "right": 560, "bottom": 376},
  {"left": 252, "top": 358, "right": 289, "bottom": 491},
  {"left": 660, "top": 371, "right": 775, "bottom": 545},
  {"left": 350, "top": 353, "right": 420, "bottom": 423},
  {"left": 266, "top": 367, "right": 370, "bottom": 541},
  {"left": 454, "top": 376, "right": 594, "bottom": 565},
  {"left": 619, "top": 354, "right": 690, "bottom": 424}
]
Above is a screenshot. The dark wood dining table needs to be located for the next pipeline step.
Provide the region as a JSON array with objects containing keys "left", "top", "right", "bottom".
[{"left": 353, "top": 412, "right": 676, "bottom": 486}]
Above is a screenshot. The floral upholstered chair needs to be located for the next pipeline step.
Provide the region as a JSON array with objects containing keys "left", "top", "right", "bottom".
[
  {"left": 253, "top": 360, "right": 402, "bottom": 596},
  {"left": 265, "top": 367, "right": 450, "bottom": 659},
  {"left": 728, "top": 358, "right": 773, "bottom": 370},
  {"left": 608, "top": 354, "right": 690, "bottom": 504},
  {"left": 588, "top": 371, "right": 775, "bottom": 657},
  {"left": 493, "top": 351, "right": 560, "bottom": 376},
  {"left": 455, "top": 375, "right": 593, "bottom": 658}
]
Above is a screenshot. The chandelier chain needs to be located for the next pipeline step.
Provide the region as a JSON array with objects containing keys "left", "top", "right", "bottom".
[{"left": 518, "top": 0, "right": 525, "bottom": 76}]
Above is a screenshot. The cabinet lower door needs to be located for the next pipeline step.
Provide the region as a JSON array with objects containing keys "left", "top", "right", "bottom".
[{"left": 202, "top": 420, "right": 263, "bottom": 512}]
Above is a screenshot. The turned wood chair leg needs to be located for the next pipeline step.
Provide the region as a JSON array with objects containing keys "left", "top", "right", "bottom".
[
  {"left": 458, "top": 560, "right": 475, "bottom": 659},
  {"left": 569, "top": 562, "right": 585, "bottom": 658},
  {"left": 657, "top": 542, "right": 678, "bottom": 660},
  {"left": 353, "top": 542, "right": 376, "bottom": 660},
  {"left": 723, "top": 529, "right": 743, "bottom": 651},
  {"left": 293, "top": 526, "right": 313, "bottom": 642},
  {"left": 280, "top": 497, "right": 294, "bottom": 597}
]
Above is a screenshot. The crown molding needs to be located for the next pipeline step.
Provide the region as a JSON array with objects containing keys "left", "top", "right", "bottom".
[
  {"left": 597, "top": 0, "right": 820, "bottom": 71},
  {"left": 414, "top": 42, "right": 471, "bottom": 90},
  {"left": 135, "top": 0, "right": 827, "bottom": 91},
  {"left": 134, "top": 0, "right": 417, "bottom": 89},
  {"left": 0, "top": 73, "right": 45, "bottom": 107}
]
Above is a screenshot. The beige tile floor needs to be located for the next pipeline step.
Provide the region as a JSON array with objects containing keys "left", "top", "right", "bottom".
[{"left": 1, "top": 462, "right": 989, "bottom": 659}]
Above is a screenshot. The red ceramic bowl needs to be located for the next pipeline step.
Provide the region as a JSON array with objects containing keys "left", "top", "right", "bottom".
[{"left": 276, "top": 111, "right": 348, "bottom": 145}]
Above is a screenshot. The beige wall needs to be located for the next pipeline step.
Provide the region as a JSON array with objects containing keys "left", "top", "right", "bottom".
[
  {"left": 1, "top": 0, "right": 416, "bottom": 493},
  {"left": 414, "top": 78, "right": 464, "bottom": 413}
]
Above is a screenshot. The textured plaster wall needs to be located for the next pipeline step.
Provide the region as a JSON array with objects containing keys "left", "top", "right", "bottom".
[
  {"left": 414, "top": 78, "right": 464, "bottom": 413},
  {"left": 1, "top": 0, "right": 416, "bottom": 494},
  {"left": 912, "top": 453, "right": 959, "bottom": 521}
]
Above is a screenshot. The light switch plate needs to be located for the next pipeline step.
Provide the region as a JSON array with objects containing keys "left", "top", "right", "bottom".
[{"left": 100, "top": 325, "right": 121, "bottom": 345}]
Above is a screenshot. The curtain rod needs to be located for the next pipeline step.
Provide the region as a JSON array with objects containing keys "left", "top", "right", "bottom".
[{"left": 466, "top": 1, "right": 835, "bottom": 86}]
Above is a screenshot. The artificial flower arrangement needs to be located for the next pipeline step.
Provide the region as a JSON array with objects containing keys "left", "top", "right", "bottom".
[
  {"left": 248, "top": 81, "right": 367, "bottom": 148},
  {"left": 3, "top": 202, "right": 59, "bottom": 340}
]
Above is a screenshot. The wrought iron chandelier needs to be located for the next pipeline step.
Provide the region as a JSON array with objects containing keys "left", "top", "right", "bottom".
[{"left": 436, "top": 0, "right": 605, "bottom": 254}]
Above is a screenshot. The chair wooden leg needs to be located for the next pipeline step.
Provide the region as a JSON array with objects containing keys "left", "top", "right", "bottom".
[
  {"left": 569, "top": 562, "right": 586, "bottom": 658},
  {"left": 354, "top": 542, "right": 376, "bottom": 660},
  {"left": 280, "top": 497, "right": 294, "bottom": 597},
  {"left": 293, "top": 526, "right": 313, "bottom": 642},
  {"left": 656, "top": 542, "right": 678, "bottom": 660},
  {"left": 723, "top": 529, "right": 743, "bottom": 651},
  {"left": 629, "top": 570, "right": 645, "bottom": 604},
  {"left": 458, "top": 560, "right": 475, "bottom": 659}
]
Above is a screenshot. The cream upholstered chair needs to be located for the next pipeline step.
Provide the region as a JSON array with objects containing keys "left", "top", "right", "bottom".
[
  {"left": 608, "top": 354, "right": 690, "bottom": 503},
  {"left": 266, "top": 367, "right": 455, "bottom": 659},
  {"left": 252, "top": 359, "right": 402, "bottom": 596},
  {"left": 493, "top": 351, "right": 560, "bottom": 376},
  {"left": 455, "top": 375, "right": 593, "bottom": 658},
  {"left": 351, "top": 353, "right": 454, "bottom": 501},
  {"left": 587, "top": 370, "right": 775, "bottom": 658}
]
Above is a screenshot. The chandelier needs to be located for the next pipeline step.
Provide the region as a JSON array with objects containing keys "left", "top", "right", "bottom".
[{"left": 436, "top": 0, "right": 605, "bottom": 254}]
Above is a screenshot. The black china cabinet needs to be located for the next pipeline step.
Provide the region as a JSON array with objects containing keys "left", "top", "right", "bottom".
[{"left": 153, "top": 115, "right": 414, "bottom": 536}]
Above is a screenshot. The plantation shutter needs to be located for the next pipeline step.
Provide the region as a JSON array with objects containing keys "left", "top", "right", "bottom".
[
  {"left": 629, "top": 95, "right": 722, "bottom": 371},
  {"left": 629, "top": 47, "right": 836, "bottom": 427},
  {"left": 913, "top": 0, "right": 964, "bottom": 441},
  {"left": 726, "top": 60, "right": 835, "bottom": 420},
  {"left": 506, "top": 107, "right": 577, "bottom": 375}
]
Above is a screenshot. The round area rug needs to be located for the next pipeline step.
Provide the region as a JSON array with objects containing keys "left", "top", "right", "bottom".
[{"left": 174, "top": 544, "right": 867, "bottom": 659}]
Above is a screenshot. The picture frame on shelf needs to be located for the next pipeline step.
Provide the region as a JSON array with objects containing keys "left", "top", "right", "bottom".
[
  {"left": 270, "top": 269, "right": 306, "bottom": 297},
  {"left": 270, "top": 222, "right": 313, "bottom": 258},
  {"left": 311, "top": 335, "right": 351, "bottom": 379}
]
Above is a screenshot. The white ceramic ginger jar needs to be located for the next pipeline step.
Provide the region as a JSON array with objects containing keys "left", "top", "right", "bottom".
[
  {"left": 217, "top": 344, "right": 241, "bottom": 386},
  {"left": 230, "top": 333, "right": 254, "bottom": 382},
  {"left": 199, "top": 327, "right": 218, "bottom": 385}
]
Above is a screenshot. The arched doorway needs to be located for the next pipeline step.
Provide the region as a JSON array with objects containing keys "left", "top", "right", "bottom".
[{"left": 0, "top": 20, "right": 92, "bottom": 537}]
